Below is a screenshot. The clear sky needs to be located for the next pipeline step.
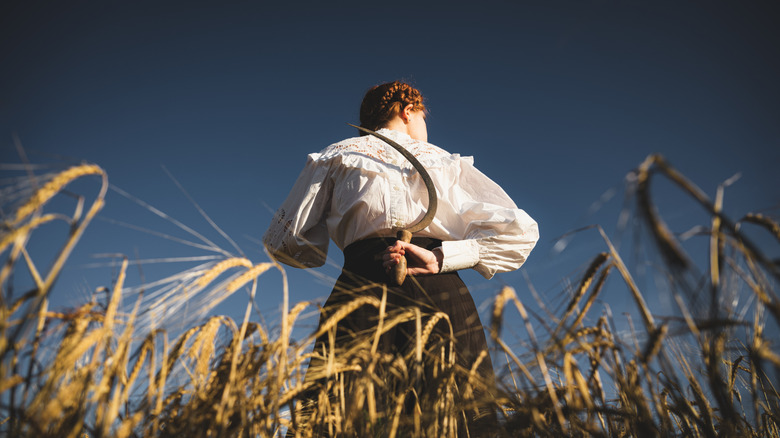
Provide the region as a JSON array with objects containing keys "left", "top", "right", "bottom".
[{"left": 2, "top": 2, "right": 778, "bottom": 345}]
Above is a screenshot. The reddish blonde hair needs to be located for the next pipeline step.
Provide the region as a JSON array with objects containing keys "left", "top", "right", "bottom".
[{"left": 359, "top": 81, "right": 426, "bottom": 134}]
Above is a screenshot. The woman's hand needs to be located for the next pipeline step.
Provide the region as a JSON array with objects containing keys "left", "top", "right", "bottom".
[{"left": 382, "top": 241, "right": 443, "bottom": 276}]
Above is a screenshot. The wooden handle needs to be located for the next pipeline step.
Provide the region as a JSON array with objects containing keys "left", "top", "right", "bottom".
[{"left": 392, "top": 229, "right": 413, "bottom": 285}]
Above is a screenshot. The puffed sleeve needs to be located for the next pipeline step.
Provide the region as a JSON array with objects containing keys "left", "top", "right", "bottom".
[
  {"left": 437, "top": 158, "right": 539, "bottom": 279},
  {"left": 262, "top": 154, "right": 333, "bottom": 268}
]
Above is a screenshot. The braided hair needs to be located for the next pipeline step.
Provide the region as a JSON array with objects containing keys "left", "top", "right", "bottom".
[{"left": 359, "top": 81, "right": 426, "bottom": 134}]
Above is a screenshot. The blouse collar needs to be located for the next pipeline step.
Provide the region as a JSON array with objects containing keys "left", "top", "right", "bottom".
[{"left": 376, "top": 128, "right": 414, "bottom": 143}]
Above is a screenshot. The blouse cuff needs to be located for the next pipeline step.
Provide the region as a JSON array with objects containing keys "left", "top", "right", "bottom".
[{"left": 439, "top": 240, "right": 480, "bottom": 273}]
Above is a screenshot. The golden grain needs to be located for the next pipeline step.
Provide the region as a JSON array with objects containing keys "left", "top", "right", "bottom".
[
  {"left": 225, "top": 262, "right": 273, "bottom": 293},
  {"left": 11, "top": 164, "right": 104, "bottom": 226},
  {"left": 313, "top": 296, "right": 381, "bottom": 339},
  {"left": 558, "top": 252, "right": 609, "bottom": 332},
  {"left": 2, "top": 157, "right": 778, "bottom": 437},
  {"left": 417, "top": 311, "right": 451, "bottom": 353},
  {"left": 196, "top": 257, "right": 254, "bottom": 288},
  {"left": 0, "top": 214, "right": 62, "bottom": 254},
  {"left": 641, "top": 323, "right": 668, "bottom": 364}
]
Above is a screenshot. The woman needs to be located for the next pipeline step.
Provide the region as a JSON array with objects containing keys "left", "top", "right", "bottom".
[{"left": 264, "top": 81, "right": 538, "bottom": 436}]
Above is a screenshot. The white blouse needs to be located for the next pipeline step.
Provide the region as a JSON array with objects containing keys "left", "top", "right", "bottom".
[{"left": 262, "top": 128, "right": 539, "bottom": 279}]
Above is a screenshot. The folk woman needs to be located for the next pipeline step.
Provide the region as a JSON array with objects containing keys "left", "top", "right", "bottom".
[{"left": 264, "top": 81, "right": 538, "bottom": 436}]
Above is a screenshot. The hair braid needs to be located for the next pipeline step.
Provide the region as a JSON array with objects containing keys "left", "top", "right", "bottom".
[{"left": 359, "top": 81, "right": 426, "bottom": 134}]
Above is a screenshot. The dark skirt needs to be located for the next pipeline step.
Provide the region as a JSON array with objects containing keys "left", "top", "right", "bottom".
[{"left": 293, "top": 237, "right": 498, "bottom": 437}]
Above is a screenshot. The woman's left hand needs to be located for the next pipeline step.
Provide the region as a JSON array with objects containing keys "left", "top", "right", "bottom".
[{"left": 382, "top": 241, "right": 443, "bottom": 276}]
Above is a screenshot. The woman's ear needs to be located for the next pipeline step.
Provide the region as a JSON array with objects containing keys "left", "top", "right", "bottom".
[{"left": 401, "top": 104, "right": 415, "bottom": 123}]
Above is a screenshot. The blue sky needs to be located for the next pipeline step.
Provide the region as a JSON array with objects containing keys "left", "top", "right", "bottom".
[{"left": 2, "top": 2, "right": 778, "bottom": 346}]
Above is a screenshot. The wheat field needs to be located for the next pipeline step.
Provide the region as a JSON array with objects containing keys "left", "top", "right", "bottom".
[{"left": 1, "top": 155, "right": 778, "bottom": 437}]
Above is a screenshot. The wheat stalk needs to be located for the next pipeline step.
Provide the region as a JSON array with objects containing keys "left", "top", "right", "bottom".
[
  {"left": 2, "top": 156, "right": 778, "bottom": 437},
  {"left": 9, "top": 164, "right": 104, "bottom": 227}
]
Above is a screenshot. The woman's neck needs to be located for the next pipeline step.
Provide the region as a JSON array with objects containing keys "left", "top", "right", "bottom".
[{"left": 382, "top": 118, "right": 410, "bottom": 136}]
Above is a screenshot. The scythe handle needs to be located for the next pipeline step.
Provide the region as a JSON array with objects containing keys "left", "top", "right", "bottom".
[{"left": 393, "top": 229, "right": 413, "bottom": 285}]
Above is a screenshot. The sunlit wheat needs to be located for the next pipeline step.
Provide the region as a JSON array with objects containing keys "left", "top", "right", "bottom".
[{"left": 0, "top": 155, "right": 777, "bottom": 437}]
